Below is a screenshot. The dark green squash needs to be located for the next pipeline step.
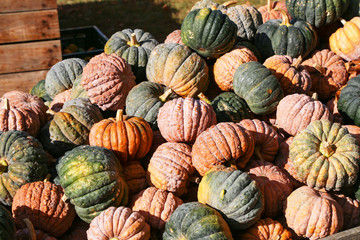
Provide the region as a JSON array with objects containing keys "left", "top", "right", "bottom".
[
  {"left": 56, "top": 145, "right": 128, "bottom": 223},
  {"left": 338, "top": 75, "right": 360, "bottom": 126},
  {"left": 30, "top": 80, "right": 52, "bottom": 103},
  {"left": 0, "top": 204, "right": 15, "bottom": 240},
  {"left": 0, "top": 130, "right": 48, "bottom": 205},
  {"left": 163, "top": 202, "right": 234, "bottom": 240},
  {"left": 233, "top": 61, "right": 284, "bottom": 115},
  {"left": 104, "top": 29, "right": 159, "bottom": 83},
  {"left": 71, "top": 74, "right": 88, "bottom": 100},
  {"left": 191, "top": 0, "right": 235, "bottom": 12},
  {"left": 181, "top": 7, "right": 237, "bottom": 58},
  {"left": 343, "top": 0, "right": 360, "bottom": 20}
]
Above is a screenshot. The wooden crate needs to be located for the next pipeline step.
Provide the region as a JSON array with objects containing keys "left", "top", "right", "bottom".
[{"left": 0, "top": 0, "right": 62, "bottom": 96}]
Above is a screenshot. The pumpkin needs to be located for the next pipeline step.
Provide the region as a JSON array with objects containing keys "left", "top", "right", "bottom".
[
  {"left": 15, "top": 228, "right": 56, "bottom": 240},
  {"left": 105, "top": 29, "right": 159, "bottom": 82},
  {"left": 87, "top": 206, "right": 150, "bottom": 240},
  {"left": 146, "top": 43, "right": 209, "bottom": 98},
  {"left": 263, "top": 55, "right": 312, "bottom": 95},
  {"left": 327, "top": 98, "right": 343, "bottom": 123},
  {"left": 258, "top": 0, "right": 291, "bottom": 22},
  {"left": 285, "top": 186, "right": 343, "bottom": 239},
  {"left": 213, "top": 45, "right": 258, "bottom": 91},
  {"left": 211, "top": 92, "right": 250, "bottom": 123},
  {"left": 254, "top": 9, "right": 318, "bottom": 60},
  {"left": 286, "top": 0, "right": 350, "bottom": 28},
  {"left": 142, "top": 131, "right": 167, "bottom": 169},
  {"left": 131, "top": 187, "right": 183, "bottom": 229},
  {"left": 344, "top": 125, "right": 360, "bottom": 145},
  {"left": 71, "top": 74, "right": 88, "bottom": 100},
  {"left": 157, "top": 96, "right": 216, "bottom": 143},
  {"left": 125, "top": 82, "right": 179, "bottom": 130},
  {"left": 147, "top": 142, "right": 193, "bottom": 196},
  {"left": 198, "top": 165, "right": 264, "bottom": 230},
  {"left": 45, "top": 58, "right": 87, "bottom": 99},
  {"left": 48, "top": 89, "right": 72, "bottom": 113},
  {"left": 192, "top": 122, "right": 255, "bottom": 176},
  {"left": 164, "top": 30, "right": 183, "bottom": 45},
  {"left": 245, "top": 159, "right": 292, "bottom": 218},
  {"left": 332, "top": 194, "right": 360, "bottom": 230},
  {"left": 338, "top": 75, "right": 360, "bottom": 126},
  {"left": 12, "top": 181, "right": 76, "bottom": 237},
  {"left": 236, "top": 218, "right": 292, "bottom": 240},
  {"left": 123, "top": 161, "right": 147, "bottom": 195},
  {"left": 233, "top": 61, "right": 284, "bottom": 115},
  {"left": 290, "top": 120, "right": 360, "bottom": 191},
  {"left": 181, "top": 7, "right": 237, "bottom": 58},
  {"left": 0, "top": 130, "right": 48, "bottom": 205},
  {"left": 0, "top": 204, "right": 15, "bottom": 240},
  {"left": 56, "top": 145, "right": 129, "bottom": 223},
  {"left": 276, "top": 93, "right": 333, "bottom": 136},
  {"left": 238, "top": 119, "right": 279, "bottom": 162},
  {"left": 81, "top": 53, "right": 136, "bottom": 111},
  {"left": 89, "top": 109, "right": 153, "bottom": 165},
  {"left": 30, "top": 80, "right": 52, "bottom": 103},
  {"left": 343, "top": 0, "right": 360, "bottom": 20},
  {"left": 302, "top": 49, "right": 348, "bottom": 101},
  {"left": 163, "top": 202, "right": 234, "bottom": 240},
  {"left": 190, "top": 0, "right": 236, "bottom": 12}
]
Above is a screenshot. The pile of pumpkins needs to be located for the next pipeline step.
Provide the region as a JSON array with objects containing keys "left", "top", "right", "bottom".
[{"left": 1, "top": 0, "right": 360, "bottom": 239}]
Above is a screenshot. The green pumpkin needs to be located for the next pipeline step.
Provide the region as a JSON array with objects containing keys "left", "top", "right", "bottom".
[
  {"left": 290, "top": 120, "right": 360, "bottom": 191},
  {"left": 254, "top": 10, "right": 318, "bottom": 60},
  {"left": 45, "top": 58, "right": 87, "bottom": 99},
  {"left": 338, "top": 76, "right": 360, "bottom": 126},
  {"left": 181, "top": 7, "right": 237, "bottom": 58},
  {"left": 0, "top": 131, "right": 48, "bottom": 205},
  {"left": 198, "top": 166, "right": 264, "bottom": 231},
  {"left": 125, "top": 81, "right": 179, "bottom": 130},
  {"left": 233, "top": 61, "right": 284, "bottom": 115},
  {"left": 0, "top": 204, "right": 15, "bottom": 240},
  {"left": 30, "top": 80, "right": 52, "bottom": 102},
  {"left": 343, "top": 0, "right": 360, "bottom": 20},
  {"left": 211, "top": 92, "right": 249, "bottom": 123},
  {"left": 56, "top": 145, "right": 128, "bottom": 223},
  {"left": 191, "top": 0, "right": 232, "bottom": 12},
  {"left": 286, "top": 0, "right": 350, "bottom": 28},
  {"left": 71, "top": 74, "right": 88, "bottom": 100},
  {"left": 163, "top": 202, "right": 234, "bottom": 240},
  {"left": 104, "top": 29, "right": 158, "bottom": 83}
]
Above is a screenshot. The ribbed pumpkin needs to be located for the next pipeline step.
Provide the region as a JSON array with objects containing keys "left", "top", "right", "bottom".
[
  {"left": 45, "top": 58, "right": 87, "bottom": 99},
  {"left": 87, "top": 206, "right": 150, "bottom": 240},
  {"left": 285, "top": 186, "right": 343, "bottom": 239},
  {"left": 30, "top": 79, "right": 52, "bottom": 103},
  {"left": 290, "top": 120, "right": 360, "bottom": 191},
  {"left": 245, "top": 159, "right": 292, "bottom": 218},
  {"left": 344, "top": 125, "right": 360, "bottom": 145},
  {"left": 233, "top": 61, "right": 284, "bottom": 115},
  {"left": 276, "top": 93, "right": 333, "bottom": 136},
  {"left": 104, "top": 29, "right": 158, "bottom": 82},
  {"left": 146, "top": 43, "right": 209, "bottom": 98},
  {"left": 198, "top": 166, "right": 264, "bottom": 230},
  {"left": 236, "top": 218, "right": 292, "bottom": 240},
  {"left": 49, "top": 89, "right": 72, "bottom": 113},
  {"left": 238, "top": 119, "right": 279, "bottom": 162},
  {"left": 192, "top": 122, "right": 255, "bottom": 176},
  {"left": 125, "top": 82, "right": 179, "bottom": 130},
  {"left": 164, "top": 30, "right": 183, "bottom": 45},
  {"left": 258, "top": 0, "right": 291, "bottom": 22},
  {"left": 56, "top": 145, "right": 129, "bottom": 223},
  {"left": 332, "top": 194, "right": 360, "bottom": 230},
  {"left": 213, "top": 45, "right": 258, "bottom": 91},
  {"left": 0, "top": 130, "right": 48, "bottom": 205},
  {"left": 327, "top": 97, "right": 343, "bottom": 123},
  {"left": 12, "top": 181, "right": 76, "bottom": 237},
  {"left": 163, "top": 202, "right": 234, "bottom": 240},
  {"left": 0, "top": 204, "right": 15, "bottom": 240},
  {"left": 71, "top": 74, "right": 88, "bottom": 100},
  {"left": 263, "top": 55, "right": 312, "bottom": 95},
  {"left": 142, "top": 130, "right": 167, "bottom": 169},
  {"left": 81, "top": 53, "right": 136, "bottom": 111},
  {"left": 123, "top": 161, "right": 147, "bottom": 195},
  {"left": 157, "top": 97, "right": 216, "bottom": 143},
  {"left": 131, "top": 187, "right": 183, "bottom": 229},
  {"left": 302, "top": 49, "right": 348, "bottom": 101},
  {"left": 338, "top": 76, "right": 360, "bottom": 126},
  {"left": 147, "top": 142, "right": 193, "bottom": 196},
  {"left": 89, "top": 110, "right": 153, "bottom": 165},
  {"left": 181, "top": 7, "right": 237, "bottom": 58}
]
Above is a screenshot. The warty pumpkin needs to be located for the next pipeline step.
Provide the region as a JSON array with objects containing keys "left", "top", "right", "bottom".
[{"left": 123, "top": 161, "right": 147, "bottom": 195}]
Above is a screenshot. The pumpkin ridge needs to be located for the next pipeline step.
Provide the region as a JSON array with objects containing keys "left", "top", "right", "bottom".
[
  {"left": 53, "top": 113, "right": 87, "bottom": 144},
  {"left": 125, "top": 121, "right": 139, "bottom": 159},
  {"left": 164, "top": 145, "right": 193, "bottom": 172},
  {"left": 150, "top": 155, "right": 189, "bottom": 181},
  {"left": 213, "top": 125, "right": 233, "bottom": 163},
  {"left": 333, "top": 153, "right": 356, "bottom": 180}
]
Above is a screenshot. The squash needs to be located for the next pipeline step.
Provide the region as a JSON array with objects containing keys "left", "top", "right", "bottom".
[
  {"left": 30, "top": 80, "right": 52, "bottom": 103},
  {"left": 338, "top": 75, "right": 360, "bottom": 126},
  {"left": 164, "top": 30, "right": 183, "bottom": 45},
  {"left": 123, "top": 161, "right": 147, "bottom": 195},
  {"left": 332, "top": 194, "right": 360, "bottom": 230},
  {"left": 70, "top": 74, "right": 88, "bottom": 100},
  {"left": 258, "top": 0, "right": 291, "bottom": 22},
  {"left": 48, "top": 89, "right": 72, "bottom": 113},
  {"left": 0, "top": 204, "right": 15, "bottom": 240},
  {"left": 191, "top": 0, "right": 236, "bottom": 12},
  {"left": 142, "top": 130, "right": 167, "bottom": 169},
  {"left": 344, "top": 125, "right": 360, "bottom": 145}
]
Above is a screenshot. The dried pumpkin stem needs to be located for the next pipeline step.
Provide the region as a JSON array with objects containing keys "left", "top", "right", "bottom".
[
  {"left": 61, "top": 194, "right": 69, "bottom": 202},
  {"left": 291, "top": 55, "right": 303, "bottom": 69},
  {"left": 198, "top": 92, "right": 211, "bottom": 104},
  {"left": 311, "top": 92, "right": 319, "bottom": 101},
  {"left": 0, "top": 158, "right": 8, "bottom": 174},
  {"left": 319, "top": 142, "right": 336, "bottom": 158},
  {"left": 3, "top": 98, "right": 9, "bottom": 110},
  {"left": 128, "top": 33, "right": 139, "bottom": 47},
  {"left": 267, "top": 0, "right": 272, "bottom": 12},
  {"left": 159, "top": 89, "right": 173, "bottom": 102},
  {"left": 274, "top": 8, "right": 290, "bottom": 26},
  {"left": 222, "top": 0, "right": 237, "bottom": 7},
  {"left": 340, "top": 18, "right": 347, "bottom": 25},
  {"left": 116, "top": 109, "right": 124, "bottom": 122},
  {"left": 312, "top": 62, "right": 326, "bottom": 75},
  {"left": 43, "top": 174, "right": 51, "bottom": 182},
  {"left": 23, "top": 218, "right": 36, "bottom": 240}
]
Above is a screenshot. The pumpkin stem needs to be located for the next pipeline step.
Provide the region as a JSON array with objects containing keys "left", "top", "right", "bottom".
[
  {"left": 128, "top": 33, "right": 140, "bottom": 47},
  {"left": 267, "top": 0, "right": 272, "bottom": 12},
  {"left": 312, "top": 62, "right": 326, "bottom": 75},
  {"left": 291, "top": 55, "right": 303, "bottom": 69},
  {"left": 189, "top": 175, "right": 201, "bottom": 184},
  {"left": 340, "top": 18, "right": 347, "bottom": 25},
  {"left": 0, "top": 158, "right": 8, "bottom": 174},
  {"left": 319, "top": 142, "right": 336, "bottom": 158},
  {"left": 254, "top": 147, "right": 265, "bottom": 162},
  {"left": 61, "top": 194, "right": 69, "bottom": 202},
  {"left": 116, "top": 109, "right": 124, "bottom": 122},
  {"left": 211, "top": 4, "right": 217, "bottom": 10},
  {"left": 43, "top": 174, "right": 51, "bottom": 182},
  {"left": 274, "top": 8, "right": 291, "bottom": 26},
  {"left": 222, "top": 0, "right": 237, "bottom": 7},
  {"left": 198, "top": 92, "right": 211, "bottom": 104},
  {"left": 159, "top": 89, "right": 173, "bottom": 102},
  {"left": 3, "top": 98, "right": 9, "bottom": 110},
  {"left": 311, "top": 92, "right": 319, "bottom": 100},
  {"left": 23, "top": 218, "right": 36, "bottom": 240}
]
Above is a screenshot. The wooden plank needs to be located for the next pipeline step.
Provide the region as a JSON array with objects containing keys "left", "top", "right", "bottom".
[
  {"left": 320, "top": 226, "right": 360, "bottom": 239},
  {"left": 0, "top": 70, "right": 48, "bottom": 96},
  {"left": 0, "top": 0, "right": 57, "bottom": 13},
  {"left": 0, "top": 40, "right": 62, "bottom": 74},
  {"left": 0, "top": 10, "right": 60, "bottom": 44}
]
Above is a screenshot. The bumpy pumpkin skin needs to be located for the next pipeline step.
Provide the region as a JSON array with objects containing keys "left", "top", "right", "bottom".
[
  {"left": 290, "top": 120, "right": 360, "bottom": 191},
  {"left": 56, "top": 145, "right": 129, "bottom": 223},
  {"left": 258, "top": 0, "right": 291, "bottom": 22},
  {"left": 332, "top": 194, "right": 360, "bottom": 230},
  {"left": 0, "top": 204, "right": 15, "bottom": 240},
  {"left": 198, "top": 166, "right": 264, "bottom": 231},
  {"left": 338, "top": 75, "right": 360, "bottom": 126},
  {"left": 131, "top": 187, "right": 183, "bottom": 229},
  {"left": 285, "top": 186, "right": 343, "bottom": 239},
  {"left": 87, "top": 206, "right": 150, "bottom": 240},
  {"left": 192, "top": 122, "right": 255, "bottom": 176},
  {"left": 81, "top": 53, "right": 136, "bottom": 111},
  {"left": 181, "top": 8, "right": 237, "bottom": 58},
  {"left": 0, "top": 130, "right": 48, "bottom": 206},
  {"left": 123, "top": 161, "right": 147, "bottom": 195},
  {"left": 164, "top": 30, "right": 183, "bottom": 45},
  {"left": 45, "top": 58, "right": 87, "bottom": 99},
  {"left": 12, "top": 181, "right": 76, "bottom": 237},
  {"left": 157, "top": 97, "right": 216, "bottom": 143},
  {"left": 163, "top": 202, "right": 234, "bottom": 240},
  {"left": 146, "top": 43, "right": 209, "bottom": 98}
]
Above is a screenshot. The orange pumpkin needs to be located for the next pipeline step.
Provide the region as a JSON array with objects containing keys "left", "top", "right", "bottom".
[
  {"left": 332, "top": 194, "right": 360, "bottom": 230},
  {"left": 258, "top": 0, "right": 291, "bottom": 23}
]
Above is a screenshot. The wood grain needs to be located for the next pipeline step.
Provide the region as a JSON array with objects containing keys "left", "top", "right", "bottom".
[{"left": 0, "top": 0, "right": 57, "bottom": 13}]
